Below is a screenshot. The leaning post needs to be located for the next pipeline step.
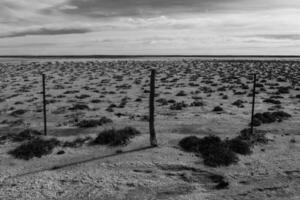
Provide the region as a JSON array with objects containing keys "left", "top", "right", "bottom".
[
  {"left": 42, "top": 74, "right": 47, "bottom": 136},
  {"left": 250, "top": 73, "right": 257, "bottom": 135},
  {"left": 149, "top": 69, "right": 157, "bottom": 146}
]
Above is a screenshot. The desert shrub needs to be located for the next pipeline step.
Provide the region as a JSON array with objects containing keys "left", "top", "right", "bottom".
[
  {"left": 92, "top": 127, "right": 141, "bottom": 146},
  {"left": 239, "top": 128, "right": 268, "bottom": 144},
  {"left": 203, "top": 144, "right": 238, "bottom": 167},
  {"left": 178, "top": 136, "right": 201, "bottom": 152},
  {"left": 263, "top": 98, "right": 281, "bottom": 104},
  {"left": 91, "top": 99, "right": 102, "bottom": 103},
  {"left": 135, "top": 98, "right": 142, "bottom": 102},
  {"left": 190, "top": 101, "right": 204, "bottom": 107},
  {"left": 156, "top": 98, "right": 168, "bottom": 105},
  {"left": 140, "top": 115, "right": 149, "bottom": 121},
  {"left": 69, "top": 104, "right": 89, "bottom": 111},
  {"left": 9, "top": 138, "right": 60, "bottom": 160},
  {"left": 179, "top": 135, "right": 238, "bottom": 167},
  {"left": 76, "top": 117, "right": 112, "bottom": 128},
  {"left": 226, "top": 138, "right": 251, "bottom": 155},
  {"left": 170, "top": 102, "right": 187, "bottom": 110},
  {"left": 212, "top": 106, "right": 223, "bottom": 112},
  {"left": 251, "top": 117, "right": 262, "bottom": 127},
  {"left": 252, "top": 111, "right": 291, "bottom": 126},
  {"left": 168, "top": 99, "right": 176, "bottom": 104},
  {"left": 12, "top": 129, "right": 42, "bottom": 142},
  {"left": 176, "top": 90, "right": 187, "bottom": 96},
  {"left": 270, "top": 95, "right": 284, "bottom": 99},
  {"left": 10, "top": 109, "right": 27, "bottom": 116},
  {"left": 277, "top": 86, "right": 290, "bottom": 94},
  {"left": 63, "top": 136, "right": 92, "bottom": 148},
  {"left": 272, "top": 111, "right": 291, "bottom": 118},
  {"left": 222, "top": 95, "right": 228, "bottom": 100},
  {"left": 232, "top": 100, "right": 244, "bottom": 108}
]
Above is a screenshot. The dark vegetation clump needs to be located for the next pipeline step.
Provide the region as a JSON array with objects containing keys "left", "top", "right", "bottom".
[
  {"left": 238, "top": 128, "right": 268, "bottom": 144},
  {"left": 263, "top": 98, "right": 281, "bottom": 104},
  {"left": 63, "top": 136, "right": 92, "bottom": 148},
  {"left": 0, "top": 129, "right": 43, "bottom": 143},
  {"left": 203, "top": 142, "right": 238, "bottom": 167},
  {"left": 225, "top": 138, "right": 252, "bottom": 155},
  {"left": 10, "top": 109, "right": 27, "bottom": 116},
  {"left": 92, "top": 127, "right": 141, "bottom": 146},
  {"left": 9, "top": 138, "right": 60, "bottom": 160},
  {"left": 179, "top": 135, "right": 240, "bottom": 167},
  {"left": 69, "top": 104, "right": 89, "bottom": 111},
  {"left": 156, "top": 98, "right": 168, "bottom": 105},
  {"left": 179, "top": 126, "right": 268, "bottom": 167},
  {"left": 212, "top": 106, "right": 223, "bottom": 112},
  {"left": 276, "top": 86, "right": 290, "bottom": 94},
  {"left": 178, "top": 136, "right": 201, "bottom": 152},
  {"left": 76, "top": 117, "right": 112, "bottom": 128},
  {"left": 232, "top": 100, "right": 244, "bottom": 108},
  {"left": 190, "top": 101, "right": 204, "bottom": 107},
  {"left": 170, "top": 101, "right": 188, "bottom": 110},
  {"left": 11, "top": 129, "right": 43, "bottom": 142},
  {"left": 176, "top": 90, "right": 187, "bottom": 96},
  {"left": 252, "top": 111, "right": 291, "bottom": 126}
]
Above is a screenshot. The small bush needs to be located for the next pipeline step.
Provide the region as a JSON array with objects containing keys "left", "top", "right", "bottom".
[
  {"left": 12, "top": 129, "right": 42, "bottom": 142},
  {"left": 170, "top": 102, "right": 187, "bottom": 110},
  {"left": 239, "top": 128, "right": 268, "bottom": 144},
  {"left": 179, "top": 135, "right": 238, "bottom": 167},
  {"left": 232, "top": 100, "right": 244, "bottom": 108},
  {"left": 178, "top": 136, "right": 200, "bottom": 152},
  {"left": 212, "top": 106, "right": 223, "bottom": 112},
  {"left": 9, "top": 138, "right": 60, "bottom": 160},
  {"left": 63, "top": 137, "right": 92, "bottom": 148},
  {"left": 69, "top": 104, "right": 89, "bottom": 111},
  {"left": 92, "top": 127, "right": 141, "bottom": 146},
  {"left": 176, "top": 91, "right": 187, "bottom": 96},
  {"left": 10, "top": 109, "right": 27, "bottom": 116},
  {"left": 252, "top": 111, "right": 291, "bottom": 126},
  {"left": 277, "top": 86, "right": 290, "bottom": 94},
  {"left": 203, "top": 144, "right": 238, "bottom": 167},
  {"left": 190, "top": 101, "right": 204, "bottom": 107},
  {"left": 226, "top": 138, "right": 252, "bottom": 155},
  {"left": 263, "top": 98, "right": 281, "bottom": 105},
  {"left": 76, "top": 117, "right": 112, "bottom": 128}
]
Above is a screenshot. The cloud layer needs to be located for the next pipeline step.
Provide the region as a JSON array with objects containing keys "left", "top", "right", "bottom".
[
  {"left": 0, "top": 26, "right": 92, "bottom": 38},
  {"left": 0, "top": 0, "right": 300, "bottom": 55}
]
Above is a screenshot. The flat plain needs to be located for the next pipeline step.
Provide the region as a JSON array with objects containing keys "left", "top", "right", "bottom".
[{"left": 0, "top": 57, "right": 299, "bottom": 200}]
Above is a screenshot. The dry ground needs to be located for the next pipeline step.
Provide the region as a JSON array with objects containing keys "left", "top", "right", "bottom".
[{"left": 0, "top": 57, "right": 299, "bottom": 199}]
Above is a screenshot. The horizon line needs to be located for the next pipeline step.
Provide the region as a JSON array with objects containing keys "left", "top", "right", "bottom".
[{"left": 1, "top": 55, "right": 300, "bottom": 58}]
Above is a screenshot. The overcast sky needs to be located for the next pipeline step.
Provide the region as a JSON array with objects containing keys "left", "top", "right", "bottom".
[{"left": 0, "top": 0, "right": 300, "bottom": 55}]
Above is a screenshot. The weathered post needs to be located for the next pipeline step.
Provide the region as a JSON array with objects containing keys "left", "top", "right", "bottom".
[
  {"left": 42, "top": 74, "right": 47, "bottom": 136},
  {"left": 250, "top": 74, "right": 257, "bottom": 135},
  {"left": 149, "top": 69, "right": 157, "bottom": 146}
]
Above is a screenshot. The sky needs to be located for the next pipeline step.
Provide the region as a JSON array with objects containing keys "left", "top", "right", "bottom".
[{"left": 0, "top": 0, "right": 300, "bottom": 55}]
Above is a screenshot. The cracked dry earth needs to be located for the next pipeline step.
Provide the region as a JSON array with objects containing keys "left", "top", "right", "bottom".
[{"left": 0, "top": 132, "right": 299, "bottom": 200}]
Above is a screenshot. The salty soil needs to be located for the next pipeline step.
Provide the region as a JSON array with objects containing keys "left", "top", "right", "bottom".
[{"left": 0, "top": 57, "right": 299, "bottom": 199}]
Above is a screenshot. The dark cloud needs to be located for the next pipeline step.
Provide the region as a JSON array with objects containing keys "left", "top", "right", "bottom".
[
  {"left": 43, "top": 0, "right": 298, "bottom": 18},
  {"left": 254, "top": 34, "right": 300, "bottom": 41},
  {"left": 0, "top": 26, "right": 92, "bottom": 38},
  {"left": 41, "top": 0, "right": 242, "bottom": 18}
]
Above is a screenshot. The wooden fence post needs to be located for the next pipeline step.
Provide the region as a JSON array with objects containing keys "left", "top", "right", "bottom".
[
  {"left": 42, "top": 74, "right": 47, "bottom": 136},
  {"left": 149, "top": 69, "right": 157, "bottom": 146},
  {"left": 250, "top": 74, "right": 257, "bottom": 135}
]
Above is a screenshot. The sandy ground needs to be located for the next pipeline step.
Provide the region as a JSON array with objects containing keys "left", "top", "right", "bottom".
[{"left": 0, "top": 57, "right": 299, "bottom": 199}]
